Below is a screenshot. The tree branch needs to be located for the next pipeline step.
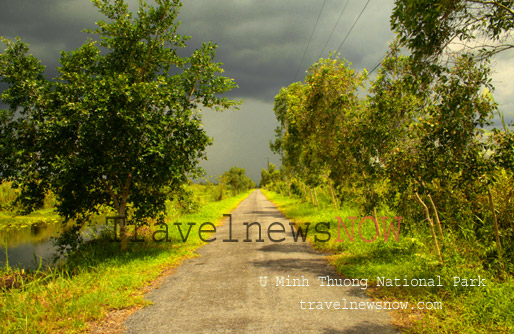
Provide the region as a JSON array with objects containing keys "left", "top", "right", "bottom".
[{"left": 468, "top": 0, "right": 514, "bottom": 17}]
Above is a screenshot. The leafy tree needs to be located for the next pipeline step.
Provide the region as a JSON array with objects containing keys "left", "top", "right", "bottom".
[
  {"left": 302, "top": 56, "right": 365, "bottom": 189},
  {"left": 0, "top": 0, "right": 239, "bottom": 250},
  {"left": 219, "top": 167, "right": 255, "bottom": 195},
  {"left": 271, "top": 55, "right": 365, "bottom": 205},
  {"left": 389, "top": 1, "right": 508, "bottom": 226},
  {"left": 259, "top": 163, "right": 281, "bottom": 188},
  {"left": 271, "top": 82, "right": 306, "bottom": 176},
  {"left": 358, "top": 43, "right": 423, "bottom": 211},
  {"left": 391, "top": 0, "right": 514, "bottom": 62}
]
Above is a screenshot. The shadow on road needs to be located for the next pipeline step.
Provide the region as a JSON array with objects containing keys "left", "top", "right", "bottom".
[
  {"left": 245, "top": 210, "right": 286, "bottom": 219},
  {"left": 258, "top": 243, "right": 318, "bottom": 254},
  {"left": 322, "top": 321, "right": 397, "bottom": 334},
  {"left": 250, "top": 258, "right": 330, "bottom": 276}
]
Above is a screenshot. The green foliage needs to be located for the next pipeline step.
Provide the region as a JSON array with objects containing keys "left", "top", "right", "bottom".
[
  {"left": 269, "top": 2, "right": 514, "bottom": 330},
  {"left": 219, "top": 166, "right": 255, "bottom": 195},
  {"left": 0, "top": 0, "right": 239, "bottom": 250},
  {"left": 264, "top": 189, "right": 514, "bottom": 333},
  {"left": 259, "top": 163, "right": 282, "bottom": 188},
  {"left": 491, "top": 129, "right": 514, "bottom": 172},
  {"left": 271, "top": 55, "right": 366, "bottom": 206},
  {"left": 0, "top": 187, "right": 252, "bottom": 333},
  {"left": 0, "top": 183, "right": 17, "bottom": 211},
  {"left": 272, "top": 38, "right": 513, "bottom": 271},
  {"left": 391, "top": 0, "right": 514, "bottom": 62}
]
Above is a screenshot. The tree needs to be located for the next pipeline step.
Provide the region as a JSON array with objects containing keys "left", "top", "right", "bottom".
[
  {"left": 259, "top": 163, "right": 281, "bottom": 188},
  {"left": 220, "top": 167, "right": 255, "bottom": 195},
  {"left": 391, "top": 0, "right": 514, "bottom": 63},
  {"left": 301, "top": 56, "right": 365, "bottom": 189},
  {"left": 271, "top": 82, "right": 306, "bottom": 176},
  {"left": 271, "top": 55, "right": 365, "bottom": 206},
  {"left": 389, "top": 0, "right": 506, "bottom": 226},
  {"left": 0, "top": 0, "right": 239, "bottom": 250}
]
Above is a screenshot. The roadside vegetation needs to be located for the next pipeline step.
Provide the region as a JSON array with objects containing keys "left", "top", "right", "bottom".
[
  {"left": 0, "top": 183, "right": 253, "bottom": 333},
  {"left": 261, "top": 188, "right": 513, "bottom": 333},
  {"left": 265, "top": 1, "right": 514, "bottom": 332},
  {"left": 0, "top": 0, "right": 257, "bottom": 331}
]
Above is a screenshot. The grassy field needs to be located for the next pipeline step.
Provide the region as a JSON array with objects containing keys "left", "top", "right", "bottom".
[
  {"left": 262, "top": 189, "right": 514, "bottom": 333},
  {"left": 0, "top": 187, "right": 253, "bottom": 334}
]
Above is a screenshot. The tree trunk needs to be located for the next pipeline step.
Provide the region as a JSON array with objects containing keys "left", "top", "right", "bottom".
[
  {"left": 119, "top": 173, "right": 132, "bottom": 251},
  {"left": 101, "top": 177, "right": 128, "bottom": 251},
  {"left": 118, "top": 208, "right": 128, "bottom": 251},
  {"left": 329, "top": 182, "right": 339, "bottom": 209},
  {"left": 103, "top": 172, "right": 132, "bottom": 251},
  {"left": 415, "top": 193, "right": 443, "bottom": 263},
  {"left": 487, "top": 186, "right": 502, "bottom": 251},
  {"left": 373, "top": 207, "right": 380, "bottom": 238},
  {"left": 427, "top": 194, "right": 444, "bottom": 241}
]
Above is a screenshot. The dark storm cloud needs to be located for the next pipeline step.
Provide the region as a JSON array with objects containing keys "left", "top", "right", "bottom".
[
  {"left": 178, "top": 0, "right": 396, "bottom": 100},
  {"left": 2, "top": 0, "right": 510, "bottom": 182},
  {"left": 0, "top": 0, "right": 396, "bottom": 99},
  {"left": 0, "top": 0, "right": 100, "bottom": 72}
]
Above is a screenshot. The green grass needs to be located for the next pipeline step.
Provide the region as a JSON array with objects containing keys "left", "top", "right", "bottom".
[
  {"left": 262, "top": 189, "right": 514, "bottom": 333},
  {"left": 0, "top": 189, "right": 253, "bottom": 334}
]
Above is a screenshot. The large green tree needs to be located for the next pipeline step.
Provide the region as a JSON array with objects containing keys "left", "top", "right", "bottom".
[
  {"left": 271, "top": 82, "right": 306, "bottom": 180},
  {"left": 0, "top": 0, "right": 239, "bottom": 250}
]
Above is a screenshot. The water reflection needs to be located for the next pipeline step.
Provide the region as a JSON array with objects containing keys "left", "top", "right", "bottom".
[
  {"left": 0, "top": 242, "right": 56, "bottom": 270},
  {"left": 0, "top": 216, "right": 109, "bottom": 270},
  {"left": 0, "top": 221, "right": 63, "bottom": 270}
]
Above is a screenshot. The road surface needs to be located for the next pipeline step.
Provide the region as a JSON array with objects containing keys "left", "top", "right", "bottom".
[{"left": 124, "top": 190, "right": 397, "bottom": 333}]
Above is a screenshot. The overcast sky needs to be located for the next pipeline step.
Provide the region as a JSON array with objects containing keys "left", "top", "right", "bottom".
[{"left": 1, "top": 0, "right": 513, "bottom": 183}]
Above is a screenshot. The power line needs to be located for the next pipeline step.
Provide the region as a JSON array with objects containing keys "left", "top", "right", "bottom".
[
  {"left": 318, "top": 0, "right": 350, "bottom": 60},
  {"left": 294, "top": 0, "right": 328, "bottom": 82},
  {"left": 334, "top": 0, "right": 372, "bottom": 55},
  {"left": 367, "top": 57, "right": 384, "bottom": 77},
  {"left": 366, "top": 49, "right": 393, "bottom": 78}
]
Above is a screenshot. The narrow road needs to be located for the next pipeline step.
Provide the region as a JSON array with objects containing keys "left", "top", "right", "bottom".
[{"left": 125, "top": 190, "right": 397, "bottom": 333}]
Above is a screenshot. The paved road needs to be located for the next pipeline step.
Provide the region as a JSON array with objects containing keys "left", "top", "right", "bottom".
[{"left": 125, "top": 190, "right": 397, "bottom": 333}]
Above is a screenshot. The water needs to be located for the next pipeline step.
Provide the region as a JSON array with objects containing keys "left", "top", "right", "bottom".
[
  {"left": 0, "top": 221, "right": 63, "bottom": 270},
  {"left": 0, "top": 218, "right": 110, "bottom": 270}
]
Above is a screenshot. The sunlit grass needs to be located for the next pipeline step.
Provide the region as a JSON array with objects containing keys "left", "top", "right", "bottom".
[
  {"left": 262, "top": 189, "right": 514, "bottom": 333},
  {"left": 0, "top": 188, "right": 253, "bottom": 333}
]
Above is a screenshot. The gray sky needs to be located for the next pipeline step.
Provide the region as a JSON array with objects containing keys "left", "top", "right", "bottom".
[{"left": 1, "top": 0, "right": 512, "bottom": 183}]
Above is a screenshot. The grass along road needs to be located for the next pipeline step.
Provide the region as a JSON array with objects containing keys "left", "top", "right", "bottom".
[
  {"left": 0, "top": 188, "right": 252, "bottom": 334},
  {"left": 124, "top": 189, "right": 397, "bottom": 333}
]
